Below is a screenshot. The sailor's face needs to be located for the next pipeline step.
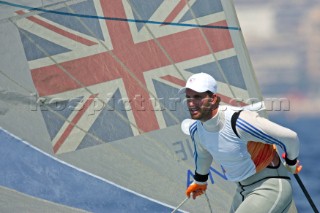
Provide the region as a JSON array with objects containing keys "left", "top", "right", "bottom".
[{"left": 185, "top": 89, "right": 215, "bottom": 122}]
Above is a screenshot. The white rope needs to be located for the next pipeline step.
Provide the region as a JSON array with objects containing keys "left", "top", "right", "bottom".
[
  {"left": 204, "top": 192, "right": 213, "bottom": 213},
  {"left": 171, "top": 197, "right": 189, "bottom": 213},
  {"left": 171, "top": 193, "right": 213, "bottom": 213}
]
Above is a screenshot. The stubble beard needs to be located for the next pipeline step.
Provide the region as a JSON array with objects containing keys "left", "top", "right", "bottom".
[{"left": 189, "top": 108, "right": 212, "bottom": 121}]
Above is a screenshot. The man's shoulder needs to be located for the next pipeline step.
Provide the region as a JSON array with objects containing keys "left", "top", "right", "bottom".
[
  {"left": 219, "top": 102, "right": 265, "bottom": 119},
  {"left": 181, "top": 119, "right": 197, "bottom": 135}
]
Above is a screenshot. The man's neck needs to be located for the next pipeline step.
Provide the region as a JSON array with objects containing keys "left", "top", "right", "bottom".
[{"left": 202, "top": 107, "right": 224, "bottom": 132}]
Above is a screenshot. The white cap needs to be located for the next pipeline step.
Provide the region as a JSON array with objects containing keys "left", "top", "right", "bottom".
[{"left": 178, "top": 73, "right": 217, "bottom": 94}]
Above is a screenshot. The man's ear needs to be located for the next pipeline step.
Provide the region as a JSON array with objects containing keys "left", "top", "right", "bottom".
[
  {"left": 210, "top": 94, "right": 217, "bottom": 103},
  {"left": 211, "top": 95, "right": 220, "bottom": 108}
]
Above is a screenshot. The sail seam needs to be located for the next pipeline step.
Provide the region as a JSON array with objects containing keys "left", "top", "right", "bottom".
[{"left": 184, "top": 0, "right": 238, "bottom": 101}]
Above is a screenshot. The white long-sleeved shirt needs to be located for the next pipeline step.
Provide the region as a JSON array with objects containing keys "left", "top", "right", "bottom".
[{"left": 186, "top": 105, "right": 300, "bottom": 182}]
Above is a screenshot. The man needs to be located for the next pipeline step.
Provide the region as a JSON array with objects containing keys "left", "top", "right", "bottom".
[{"left": 179, "top": 73, "right": 302, "bottom": 213}]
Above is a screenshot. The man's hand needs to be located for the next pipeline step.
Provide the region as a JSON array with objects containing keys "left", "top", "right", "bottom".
[
  {"left": 282, "top": 153, "right": 302, "bottom": 174},
  {"left": 186, "top": 181, "right": 207, "bottom": 199}
]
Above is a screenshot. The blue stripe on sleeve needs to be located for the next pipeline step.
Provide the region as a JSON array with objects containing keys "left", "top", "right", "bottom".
[
  {"left": 190, "top": 123, "right": 198, "bottom": 171},
  {"left": 237, "top": 118, "right": 287, "bottom": 153}
]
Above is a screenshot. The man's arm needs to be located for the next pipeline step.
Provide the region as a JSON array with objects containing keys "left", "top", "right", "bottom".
[
  {"left": 192, "top": 131, "right": 213, "bottom": 181},
  {"left": 186, "top": 131, "right": 213, "bottom": 199},
  {"left": 181, "top": 120, "right": 213, "bottom": 179},
  {"left": 235, "top": 110, "right": 301, "bottom": 173}
]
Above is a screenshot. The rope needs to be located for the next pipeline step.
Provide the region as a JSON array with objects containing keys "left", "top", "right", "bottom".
[
  {"left": 171, "top": 197, "right": 189, "bottom": 213},
  {"left": 204, "top": 192, "right": 213, "bottom": 213},
  {"left": 294, "top": 174, "right": 319, "bottom": 213}
]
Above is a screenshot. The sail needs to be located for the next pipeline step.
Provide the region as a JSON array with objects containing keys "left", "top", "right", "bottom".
[{"left": 0, "top": 0, "right": 297, "bottom": 212}]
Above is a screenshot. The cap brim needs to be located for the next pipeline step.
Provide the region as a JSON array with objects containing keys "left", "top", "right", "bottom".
[{"left": 178, "top": 86, "right": 211, "bottom": 94}]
